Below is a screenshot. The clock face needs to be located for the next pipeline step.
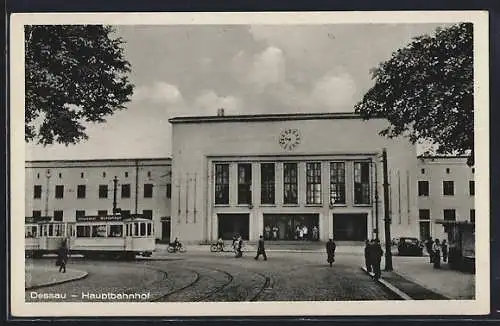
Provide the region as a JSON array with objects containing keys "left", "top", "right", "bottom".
[{"left": 279, "top": 129, "right": 301, "bottom": 151}]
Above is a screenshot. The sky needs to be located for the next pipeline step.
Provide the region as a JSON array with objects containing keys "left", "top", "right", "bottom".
[{"left": 25, "top": 23, "right": 449, "bottom": 160}]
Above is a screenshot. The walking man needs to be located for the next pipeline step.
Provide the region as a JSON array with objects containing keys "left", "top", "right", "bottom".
[
  {"left": 235, "top": 235, "right": 243, "bottom": 258},
  {"left": 364, "top": 239, "right": 372, "bottom": 273},
  {"left": 442, "top": 239, "right": 448, "bottom": 263},
  {"left": 254, "top": 235, "right": 268, "bottom": 261},
  {"left": 426, "top": 237, "right": 434, "bottom": 263},
  {"left": 372, "top": 239, "right": 383, "bottom": 280},
  {"left": 56, "top": 239, "right": 69, "bottom": 273},
  {"left": 326, "top": 238, "right": 336, "bottom": 267},
  {"left": 432, "top": 239, "right": 441, "bottom": 268}
]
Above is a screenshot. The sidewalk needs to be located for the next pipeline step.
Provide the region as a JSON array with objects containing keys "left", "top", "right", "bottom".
[
  {"left": 362, "top": 256, "right": 475, "bottom": 300},
  {"left": 25, "top": 265, "right": 88, "bottom": 290}
]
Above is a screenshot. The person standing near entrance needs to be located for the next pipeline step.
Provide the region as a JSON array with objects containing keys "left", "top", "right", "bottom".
[
  {"left": 326, "top": 238, "right": 336, "bottom": 267},
  {"left": 302, "top": 225, "right": 308, "bottom": 240},
  {"left": 432, "top": 239, "right": 441, "bottom": 268},
  {"left": 254, "top": 235, "right": 267, "bottom": 261},
  {"left": 372, "top": 239, "right": 383, "bottom": 279},
  {"left": 364, "top": 240, "right": 372, "bottom": 273},
  {"left": 425, "top": 237, "right": 434, "bottom": 263},
  {"left": 441, "top": 239, "right": 448, "bottom": 263}
]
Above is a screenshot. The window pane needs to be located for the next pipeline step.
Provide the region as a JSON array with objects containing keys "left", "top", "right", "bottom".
[
  {"left": 354, "top": 162, "right": 370, "bottom": 204},
  {"left": 238, "top": 164, "right": 252, "bottom": 204},
  {"left": 215, "top": 164, "right": 229, "bottom": 205},
  {"left": 284, "top": 163, "right": 298, "bottom": 204},
  {"left": 109, "top": 225, "right": 123, "bottom": 237},
  {"left": 330, "top": 162, "right": 345, "bottom": 204}
]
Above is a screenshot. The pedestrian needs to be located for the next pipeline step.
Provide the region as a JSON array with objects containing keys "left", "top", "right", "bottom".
[
  {"left": 372, "top": 239, "right": 384, "bottom": 279},
  {"left": 272, "top": 226, "right": 278, "bottom": 241},
  {"left": 364, "top": 239, "right": 372, "bottom": 273},
  {"left": 56, "top": 239, "right": 69, "bottom": 273},
  {"left": 295, "top": 226, "right": 300, "bottom": 240},
  {"left": 441, "top": 239, "right": 448, "bottom": 263},
  {"left": 312, "top": 225, "right": 319, "bottom": 241},
  {"left": 235, "top": 235, "right": 243, "bottom": 258},
  {"left": 299, "top": 227, "right": 304, "bottom": 241},
  {"left": 326, "top": 238, "right": 336, "bottom": 267},
  {"left": 425, "top": 237, "right": 434, "bottom": 263},
  {"left": 265, "top": 225, "right": 271, "bottom": 240},
  {"left": 432, "top": 239, "right": 441, "bottom": 268},
  {"left": 254, "top": 235, "right": 267, "bottom": 261},
  {"left": 302, "top": 225, "right": 308, "bottom": 241}
]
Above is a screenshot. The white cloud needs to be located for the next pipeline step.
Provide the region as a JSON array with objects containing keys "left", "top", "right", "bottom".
[
  {"left": 132, "top": 81, "right": 184, "bottom": 104},
  {"left": 310, "top": 72, "right": 356, "bottom": 111},
  {"left": 194, "top": 90, "right": 243, "bottom": 115},
  {"left": 248, "top": 46, "right": 286, "bottom": 91}
]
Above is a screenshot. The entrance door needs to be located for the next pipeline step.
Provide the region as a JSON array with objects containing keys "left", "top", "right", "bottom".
[
  {"left": 218, "top": 214, "right": 249, "bottom": 240},
  {"left": 419, "top": 221, "right": 430, "bottom": 241},
  {"left": 263, "top": 214, "right": 320, "bottom": 241},
  {"left": 161, "top": 220, "right": 171, "bottom": 242},
  {"left": 332, "top": 213, "right": 367, "bottom": 241}
]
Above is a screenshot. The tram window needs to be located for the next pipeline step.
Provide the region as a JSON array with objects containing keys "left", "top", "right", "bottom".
[
  {"left": 77, "top": 225, "right": 91, "bottom": 237},
  {"left": 147, "top": 223, "right": 152, "bottom": 236},
  {"left": 48, "top": 224, "right": 54, "bottom": 237},
  {"left": 25, "top": 226, "right": 37, "bottom": 238},
  {"left": 140, "top": 223, "right": 146, "bottom": 236},
  {"left": 134, "top": 223, "right": 139, "bottom": 236},
  {"left": 42, "top": 225, "right": 48, "bottom": 236},
  {"left": 92, "top": 225, "right": 107, "bottom": 237},
  {"left": 109, "top": 225, "right": 123, "bottom": 237}
]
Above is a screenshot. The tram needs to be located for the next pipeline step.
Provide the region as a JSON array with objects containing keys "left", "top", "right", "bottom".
[{"left": 25, "top": 214, "right": 156, "bottom": 260}]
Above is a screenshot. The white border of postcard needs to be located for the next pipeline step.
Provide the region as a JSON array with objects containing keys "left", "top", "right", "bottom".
[{"left": 10, "top": 10, "right": 490, "bottom": 317}]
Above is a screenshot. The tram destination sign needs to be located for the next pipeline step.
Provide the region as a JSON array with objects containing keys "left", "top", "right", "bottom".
[{"left": 76, "top": 215, "right": 123, "bottom": 222}]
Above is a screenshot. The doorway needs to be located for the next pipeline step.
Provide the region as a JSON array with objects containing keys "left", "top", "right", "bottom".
[
  {"left": 263, "top": 214, "right": 320, "bottom": 241},
  {"left": 218, "top": 214, "right": 249, "bottom": 240},
  {"left": 161, "top": 218, "right": 171, "bottom": 242},
  {"left": 332, "top": 213, "right": 367, "bottom": 241}
]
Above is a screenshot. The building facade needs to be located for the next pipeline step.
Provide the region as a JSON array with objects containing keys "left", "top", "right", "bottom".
[
  {"left": 25, "top": 158, "right": 172, "bottom": 241},
  {"left": 169, "top": 112, "right": 419, "bottom": 244},
  {"left": 416, "top": 156, "right": 475, "bottom": 241}
]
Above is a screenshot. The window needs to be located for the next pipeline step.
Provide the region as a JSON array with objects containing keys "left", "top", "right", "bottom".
[
  {"left": 77, "top": 225, "right": 91, "bottom": 237},
  {"left": 109, "top": 225, "right": 123, "bottom": 237},
  {"left": 92, "top": 225, "right": 107, "bottom": 237},
  {"left": 37, "top": 173, "right": 40, "bottom": 179},
  {"left": 470, "top": 209, "right": 475, "bottom": 223},
  {"left": 446, "top": 168, "right": 450, "bottom": 174},
  {"left": 443, "top": 181, "right": 454, "bottom": 196},
  {"left": 125, "top": 172, "right": 129, "bottom": 178},
  {"left": 102, "top": 172, "right": 107, "bottom": 178},
  {"left": 147, "top": 223, "right": 152, "bottom": 236},
  {"left": 80, "top": 172, "right": 84, "bottom": 178},
  {"left": 283, "top": 163, "right": 298, "bottom": 204},
  {"left": 55, "top": 185, "right": 64, "bottom": 199},
  {"left": 147, "top": 171, "right": 151, "bottom": 178},
  {"left": 444, "top": 209, "right": 456, "bottom": 221},
  {"left": 77, "top": 185, "right": 86, "bottom": 199},
  {"left": 472, "top": 168, "right": 475, "bottom": 174},
  {"left": 32, "top": 210, "right": 41, "bottom": 218},
  {"left": 144, "top": 184, "right": 153, "bottom": 198},
  {"left": 418, "top": 181, "right": 429, "bottom": 196},
  {"left": 34, "top": 185, "right": 42, "bottom": 199},
  {"left": 237, "top": 163, "right": 252, "bottom": 205},
  {"left": 330, "top": 162, "right": 345, "bottom": 205},
  {"left": 166, "top": 183, "right": 172, "bottom": 198},
  {"left": 134, "top": 222, "right": 139, "bottom": 236},
  {"left": 58, "top": 173, "right": 62, "bottom": 178},
  {"left": 261, "top": 163, "right": 275, "bottom": 204},
  {"left": 53, "top": 210, "right": 63, "bottom": 222},
  {"left": 420, "top": 168, "right": 425, "bottom": 174},
  {"left": 98, "top": 210, "right": 107, "bottom": 217},
  {"left": 306, "top": 163, "right": 322, "bottom": 204},
  {"left": 354, "top": 162, "right": 370, "bottom": 205},
  {"left": 215, "top": 164, "right": 229, "bottom": 205},
  {"left": 121, "top": 184, "right": 131, "bottom": 198},
  {"left": 143, "top": 209, "right": 153, "bottom": 220},
  {"left": 469, "top": 180, "right": 475, "bottom": 196},
  {"left": 76, "top": 210, "right": 85, "bottom": 220},
  {"left": 140, "top": 223, "right": 146, "bottom": 236},
  {"left": 99, "top": 185, "right": 108, "bottom": 198},
  {"left": 121, "top": 210, "right": 131, "bottom": 218},
  {"left": 419, "top": 209, "right": 430, "bottom": 220}
]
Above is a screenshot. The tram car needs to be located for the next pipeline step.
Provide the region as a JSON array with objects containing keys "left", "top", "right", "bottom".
[{"left": 25, "top": 214, "right": 156, "bottom": 260}]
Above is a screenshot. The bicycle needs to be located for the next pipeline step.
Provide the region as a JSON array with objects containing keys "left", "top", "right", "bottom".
[{"left": 167, "top": 243, "right": 187, "bottom": 253}]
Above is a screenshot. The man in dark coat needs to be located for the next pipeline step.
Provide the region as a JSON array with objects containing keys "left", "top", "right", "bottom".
[
  {"left": 372, "top": 239, "right": 384, "bottom": 280},
  {"left": 364, "top": 240, "right": 372, "bottom": 273},
  {"left": 425, "top": 237, "right": 434, "bottom": 263},
  {"left": 56, "top": 240, "right": 69, "bottom": 273},
  {"left": 326, "top": 238, "right": 336, "bottom": 267},
  {"left": 254, "top": 235, "right": 267, "bottom": 260},
  {"left": 235, "top": 235, "right": 243, "bottom": 258}
]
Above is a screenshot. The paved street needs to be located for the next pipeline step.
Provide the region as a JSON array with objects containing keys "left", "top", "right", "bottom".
[{"left": 25, "top": 251, "right": 400, "bottom": 302}]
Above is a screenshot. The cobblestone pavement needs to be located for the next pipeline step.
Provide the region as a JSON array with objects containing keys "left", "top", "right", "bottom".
[{"left": 25, "top": 252, "right": 400, "bottom": 302}]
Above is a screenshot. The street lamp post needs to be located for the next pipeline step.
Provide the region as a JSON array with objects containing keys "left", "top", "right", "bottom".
[
  {"left": 382, "top": 148, "right": 393, "bottom": 271},
  {"left": 112, "top": 176, "right": 119, "bottom": 216},
  {"left": 44, "top": 169, "right": 51, "bottom": 218}
]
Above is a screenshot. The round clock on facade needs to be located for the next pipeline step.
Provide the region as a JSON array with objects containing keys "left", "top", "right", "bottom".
[{"left": 279, "top": 128, "right": 301, "bottom": 151}]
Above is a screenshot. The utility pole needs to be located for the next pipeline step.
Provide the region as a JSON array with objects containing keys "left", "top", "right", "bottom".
[
  {"left": 44, "top": 169, "right": 51, "bottom": 218},
  {"left": 112, "top": 176, "right": 118, "bottom": 216},
  {"left": 382, "top": 148, "right": 393, "bottom": 271},
  {"left": 374, "top": 161, "right": 379, "bottom": 241}
]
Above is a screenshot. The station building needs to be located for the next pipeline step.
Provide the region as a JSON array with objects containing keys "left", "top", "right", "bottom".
[
  {"left": 169, "top": 112, "right": 420, "bottom": 244},
  {"left": 416, "top": 156, "right": 475, "bottom": 241},
  {"left": 24, "top": 158, "right": 172, "bottom": 241}
]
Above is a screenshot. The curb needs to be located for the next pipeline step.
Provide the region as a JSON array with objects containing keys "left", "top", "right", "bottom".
[
  {"left": 360, "top": 267, "right": 412, "bottom": 300},
  {"left": 26, "top": 270, "right": 89, "bottom": 290}
]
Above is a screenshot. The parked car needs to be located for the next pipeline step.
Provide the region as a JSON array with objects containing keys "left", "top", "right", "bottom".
[{"left": 397, "top": 237, "right": 423, "bottom": 256}]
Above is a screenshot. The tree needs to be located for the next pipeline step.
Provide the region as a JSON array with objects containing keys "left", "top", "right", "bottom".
[
  {"left": 25, "top": 25, "right": 134, "bottom": 145},
  {"left": 354, "top": 23, "right": 474, "bottom": 166}
]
